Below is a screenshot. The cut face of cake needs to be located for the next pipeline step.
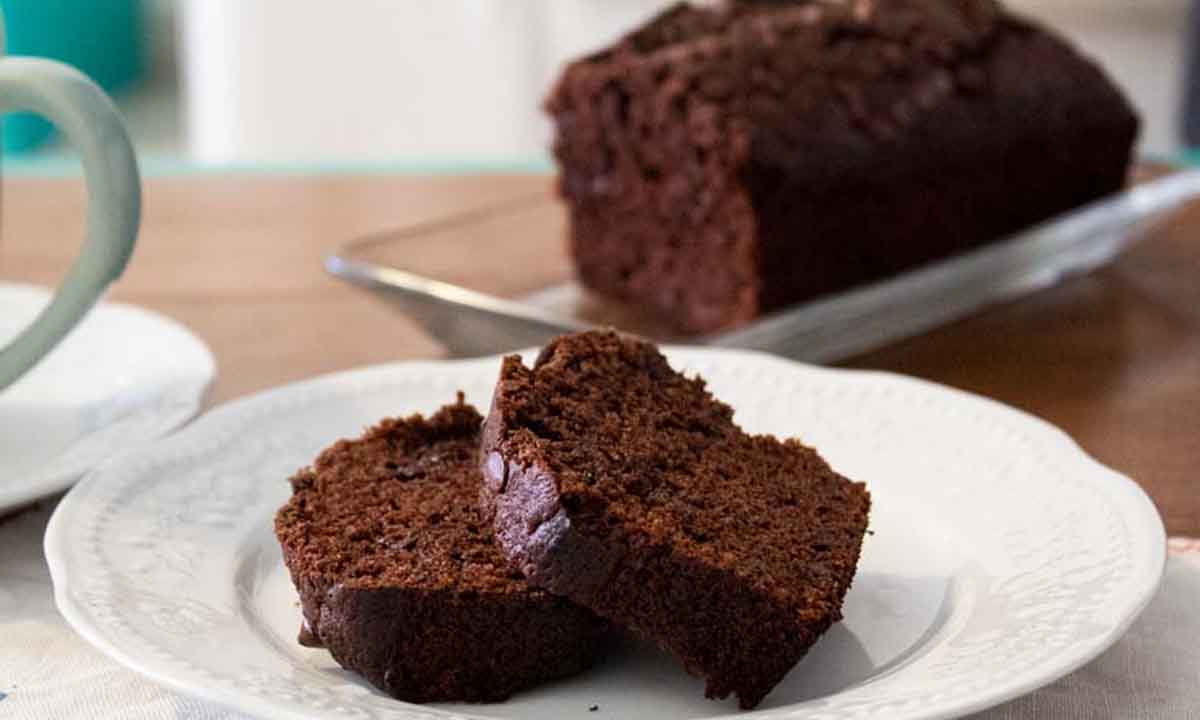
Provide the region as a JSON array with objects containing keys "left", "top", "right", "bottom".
[
  {"left": 275, "top": 398, "right": 606, "bottom": 703},
  {"left": 480, "top": 331, "right": 871, "bottom": 708}
]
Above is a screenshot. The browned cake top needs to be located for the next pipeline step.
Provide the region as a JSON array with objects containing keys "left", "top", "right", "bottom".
[
  {"left": 548, "top": 0, "right": 1033, "bottom": 165},
  {"left": 609, "top": 0, "right": 999, "bottom": 60},
  {"left": 276, "top": 399, "right": 529, "bottom": 594},
  {"left": 492, "top": 331, "right": 870, "bottom": 608}
]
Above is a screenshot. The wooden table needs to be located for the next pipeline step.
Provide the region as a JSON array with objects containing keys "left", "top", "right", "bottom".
[{"left": 3, "top": 173, "right": 1198, "bottom": 536}]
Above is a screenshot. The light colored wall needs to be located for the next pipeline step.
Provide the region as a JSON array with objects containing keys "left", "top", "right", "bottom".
[
  {"left": 176, "top": 0, "right": 1190, "bottom": 163},
  {"left": 179, "top": 0, "right": 661, "bottom": 164}
]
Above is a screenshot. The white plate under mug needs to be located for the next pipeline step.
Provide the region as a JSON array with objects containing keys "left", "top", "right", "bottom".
[
  {"left": 0, "top": 284, "right": 214, "bottom": 513},
  {"left": 46, "top": 348, "right": 1164, "bottom": 720}
]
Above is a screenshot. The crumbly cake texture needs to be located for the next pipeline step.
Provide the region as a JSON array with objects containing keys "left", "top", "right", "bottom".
[
  {"left": 480, "top": 331, "right": 872, "bottom": 708},
  {"left": 274, "top": 398, "right": 606, "bottom": 703},
  {"left": 547, "top": 0, "right": 1138, "bottom": 333}
]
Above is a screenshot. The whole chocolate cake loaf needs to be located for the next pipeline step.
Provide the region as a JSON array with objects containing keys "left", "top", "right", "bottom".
[
  {"left": 480, "top": 330, "right": 871, "bottom": 708},
  {"left": 547, "top": 0, "right": 1139, "bottom": 333},
  {"left": 275, "top": 398, "right": 605, "bottom": 703}
]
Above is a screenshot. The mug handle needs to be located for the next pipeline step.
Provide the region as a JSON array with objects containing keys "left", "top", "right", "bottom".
[{"left": 0, "top": 58, "right": 140, "bottom": 390}]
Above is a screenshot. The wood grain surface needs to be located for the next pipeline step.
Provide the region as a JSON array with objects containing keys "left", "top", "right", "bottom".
[{"left": 2, "top": 172, "right": 1196, "bottom": 535}]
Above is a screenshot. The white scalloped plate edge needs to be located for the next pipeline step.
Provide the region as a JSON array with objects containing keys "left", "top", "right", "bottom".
[{"left": 45, "top": 347, "right": 1165, "bottom": 720}]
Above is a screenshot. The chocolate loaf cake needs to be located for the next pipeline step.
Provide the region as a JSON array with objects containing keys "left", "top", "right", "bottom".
[
  {"left": 275, "top": 398, "right": 605, "bottom": 703},
  {"left": 480, "top": 330, "right": 871, "bottom": 708},
  {"left": 547, "top": 0, "right": 1139, "bottom": 333}
]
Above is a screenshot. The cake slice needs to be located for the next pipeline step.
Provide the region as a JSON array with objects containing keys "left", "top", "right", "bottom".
[
  {"left": 275, "top": 398, "right": 605, "bottom": 703},
  {"left": 480, "top": 331, "right": 871, "bottom": 709}
]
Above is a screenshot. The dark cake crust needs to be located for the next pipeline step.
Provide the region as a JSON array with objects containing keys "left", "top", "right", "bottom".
[
  {"left": 480, "top": 331, "right": 871, "bottom": 708},
  {"left": 275, "top": 400, "right": 605, "bottom": 703},
  {"left": 547, "top": 0, "right": 1139, "bottom": 333}
]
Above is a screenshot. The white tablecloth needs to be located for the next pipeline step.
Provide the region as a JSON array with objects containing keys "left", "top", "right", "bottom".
[{"left": 2, "top": 501, "right": 1197, "bottom": 719}]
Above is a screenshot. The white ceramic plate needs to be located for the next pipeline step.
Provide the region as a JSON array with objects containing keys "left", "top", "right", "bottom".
[
  {"left": 46, "top": 348, "right": 1164, "bottom": 720},
  {"left": 0, "top": 284, "right": 215, "bottom": 513}
]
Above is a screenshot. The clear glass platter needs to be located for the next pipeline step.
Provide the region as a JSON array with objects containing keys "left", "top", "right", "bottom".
[{"left": 327, "top": 168, "right": 1200, "bottom": 361}]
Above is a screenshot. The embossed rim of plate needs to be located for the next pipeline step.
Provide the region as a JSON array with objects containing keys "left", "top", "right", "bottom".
[{"left": 45, "top": 348, "right": 1165, "bottom": 720}]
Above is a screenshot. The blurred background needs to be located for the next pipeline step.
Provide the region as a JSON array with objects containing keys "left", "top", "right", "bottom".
[{"left": 2, "top": 0, "right": 1193, "bottom": 170}]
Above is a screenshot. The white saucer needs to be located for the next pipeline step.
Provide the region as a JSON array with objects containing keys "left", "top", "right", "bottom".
[
  {"left": 0, "top": 284, "right": 215, "bottom": 513},
  {"left": 46, "top": 348, "right": 1163, "bottom": 720}
]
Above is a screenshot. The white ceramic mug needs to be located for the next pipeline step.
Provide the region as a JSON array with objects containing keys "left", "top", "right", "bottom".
[{"left": 0, "top": 16, "right": 141, "bottom": 390}]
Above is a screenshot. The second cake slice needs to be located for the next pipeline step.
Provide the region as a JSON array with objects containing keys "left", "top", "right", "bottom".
[
  {"left": 480, "top": 330, "right": 871, "bottom": 709},
  {"left": 276, "top": 398, "right": 605, "bottom": 703}
]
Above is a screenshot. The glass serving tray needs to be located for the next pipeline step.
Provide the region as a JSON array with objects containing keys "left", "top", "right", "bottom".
[{"left": 327, "top": 168, "right": 1200, "bottom": 361}]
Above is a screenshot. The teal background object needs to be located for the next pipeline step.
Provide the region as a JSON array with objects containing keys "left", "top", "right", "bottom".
[{"left": 1, "top": 0, "right": 145, "bottom": 153}]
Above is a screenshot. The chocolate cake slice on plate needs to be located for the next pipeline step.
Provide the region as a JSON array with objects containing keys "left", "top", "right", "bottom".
[
  {"left": 480, "top": 330, "right": 871, "bottom": 708},
  {"left": 275, "top": 398, "right": 605, "bottom": 703}
]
